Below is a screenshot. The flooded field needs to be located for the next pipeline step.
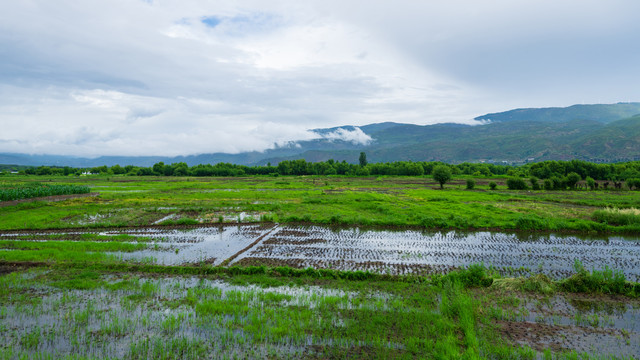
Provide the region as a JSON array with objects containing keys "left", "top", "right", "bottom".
[
  {"left": 483, "top": 290, "right": 640, "bottom": 357},
  {"left": 2, "top": 225, "right": 640, "bottom": 280},
  {"left": 0, "top": 272, "right": 369, "bottom": 359},
  {"left": 2, "top": 270, "right": 639, "bottom": 359}
]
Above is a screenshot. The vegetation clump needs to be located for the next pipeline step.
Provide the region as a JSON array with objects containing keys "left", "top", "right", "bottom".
[
  {"left": 560, "top": 260, "right": 639, "bottom": 296},
  {"left": 465, "top": 179, "right": 475, "bottom": 190},
  {"left": 506, "top": 178, "right": 528, "bottom": 190},
  {"left": 592, "top": 207, "right": 640, "bottom": 225}
]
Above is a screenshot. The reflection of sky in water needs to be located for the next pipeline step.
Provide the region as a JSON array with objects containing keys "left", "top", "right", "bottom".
[
  {"left": 109, "top": 225, "right": 275, "bottom": 266},
  {"left": 2, "top": 225, "right": 640, "bottom": 279},
  {"left": 238, "top": 227, "right": 640, "bottom": 280}
]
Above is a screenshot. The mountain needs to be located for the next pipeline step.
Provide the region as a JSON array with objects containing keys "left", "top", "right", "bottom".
[
  {"left": 2, "top": 103, "right": 640, "bottom": 167},
  {"left": 474, "top": 102, "right": 640, "bottom": 124}
]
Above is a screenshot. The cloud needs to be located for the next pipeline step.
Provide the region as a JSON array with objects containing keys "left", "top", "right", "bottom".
[
  {"left": 314, "top": 127, "right": 372, "bottom": 146},
  {"left": 0, "top": 0, "right": 639, "bottom": 157}
]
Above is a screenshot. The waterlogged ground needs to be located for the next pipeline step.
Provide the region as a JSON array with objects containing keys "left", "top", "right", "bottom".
[
  {"left": 234, "top": 226, "right": 640, "bottom": 280},
  {"left": 1, "top": 269, "right": 639, "bottom": 359},
  {"left": 1, "top": 272, "right": 364, "bottom": 359},
  {"left": 3, "top": 225, "right": 639, "bottom": 280},
  {"left": 475, "top": 286, "right": 640, "bottom": 358}
]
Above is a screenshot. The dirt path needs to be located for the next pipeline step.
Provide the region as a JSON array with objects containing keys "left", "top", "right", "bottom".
[{"left": 0, "top": 192, "right": 99, "bottom": 208}]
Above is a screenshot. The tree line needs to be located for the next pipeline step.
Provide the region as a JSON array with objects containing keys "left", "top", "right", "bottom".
[{"left": 5, "top": 158, "right": 640, "bottom": 182}]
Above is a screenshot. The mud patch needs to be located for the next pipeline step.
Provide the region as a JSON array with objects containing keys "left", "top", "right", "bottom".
[{"left": 496, "top": 320, "right": 638, "bottom": 356}]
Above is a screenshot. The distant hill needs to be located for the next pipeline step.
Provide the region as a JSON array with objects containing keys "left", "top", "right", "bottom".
[
  {"left": 474, "top": 102, "right": 640, "bottom": 124},
  {"left": 2, "top": 103, "right": 640, "bottom": 167}
]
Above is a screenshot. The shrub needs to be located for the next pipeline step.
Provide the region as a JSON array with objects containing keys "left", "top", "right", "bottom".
[
  {"left": 466, "top": 179, "right": 475, "bottom": 190},
  {"left": 529, "top": 177, "right": 540, "bottom": 190},
  {"left": 627, "top": 178, "right": 640, "bottom": 190},
  {"left": 543, "top": 179, "right": 553, "bottom": 191},
  {"left": 488, "top": 182, "right": 497, "bottom": 190},
  {"left": 506, "top": 178, "right": 528, "bottom": 190}
]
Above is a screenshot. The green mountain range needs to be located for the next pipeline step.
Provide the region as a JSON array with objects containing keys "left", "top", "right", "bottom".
[{"left": 2, "top": 103, "right": 640, "bottom": 167}]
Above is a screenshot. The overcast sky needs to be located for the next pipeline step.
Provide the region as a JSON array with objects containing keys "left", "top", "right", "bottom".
[{"left": 1, "top": 0, "right": 639, "bottom": 157}]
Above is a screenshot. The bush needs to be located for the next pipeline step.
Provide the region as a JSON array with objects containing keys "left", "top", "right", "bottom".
[
  {"left": 466, "top": 179, "right": 475, "bottom": 190},
  {"left": 488, "top": 182, "right": 497, "bottom": 190},
  {"left": 529, "top": 177, "right": 540, "bottom": 190},
  {"left": 506, "top": 178, "right": 528, "bottom": 190},
  {"left": 543, "top": 179, "right": 553, "bottom": 191},
  {"left": 627, "top": 178, "right": 640, "bottom": 190}
]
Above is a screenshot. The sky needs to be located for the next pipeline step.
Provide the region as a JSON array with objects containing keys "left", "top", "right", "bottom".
[{"left": 1, "top": 0, "right": 640, "bottom": 157}]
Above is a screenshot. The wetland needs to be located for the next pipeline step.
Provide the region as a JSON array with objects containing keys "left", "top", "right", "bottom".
[{"left": 1, "top": 174, "right": 640, "bottom": 359}]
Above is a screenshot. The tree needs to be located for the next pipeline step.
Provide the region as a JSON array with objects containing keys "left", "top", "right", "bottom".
[
  {"left": 432, "top": 165, "right": 452, "bottom": 189},
  {"left": 565, "top": 172, "right": 581, "bottom": 190},
  {"left": 359, "top": 152, "right": 367, "bottom": 167}
]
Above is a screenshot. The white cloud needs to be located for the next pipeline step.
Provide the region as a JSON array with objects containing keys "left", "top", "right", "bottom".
[
  {"left": 315, "top": 128, "right": 372, "bottom": 146},
  {"left": 0, "top": 0, "right": 639, "bottom": 157}
]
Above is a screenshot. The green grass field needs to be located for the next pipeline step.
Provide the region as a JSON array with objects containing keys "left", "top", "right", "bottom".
[
  {"left": 1, "top": 174, "right": 640, "bottom": 359},
  {"left": 1, "top": 174, "right": 639, "bottom": 233}
]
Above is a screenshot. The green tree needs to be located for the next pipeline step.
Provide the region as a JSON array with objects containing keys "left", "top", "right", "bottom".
[
  {"left": 359, "top": 152, "right": 367, "bottom": 167},
  {"left": 432, "top": 165, "right": 452, "bottom": 189},
  {"left": 566, "top": 172, "right": 581, "bottom": 190}
]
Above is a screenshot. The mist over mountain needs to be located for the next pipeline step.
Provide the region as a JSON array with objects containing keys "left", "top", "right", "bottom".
[{"left": 2, "top": 103, "right": 640, "bottom": 167}]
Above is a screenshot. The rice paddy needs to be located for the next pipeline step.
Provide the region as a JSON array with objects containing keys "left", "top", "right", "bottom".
[{"left": 1, "top": 175, "right": 640, "bottom": 358}]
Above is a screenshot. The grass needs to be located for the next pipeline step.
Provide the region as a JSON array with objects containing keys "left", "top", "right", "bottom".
[
  {"left": 1, "top": 175, "right": 640, "bottom": 233},
  {"left": 0, "top": 183, "right": 90, "bottom": 201},
  {"left": 592, "top": 207, "right": 640, "bottom": 226},
  {"left": 1, "top": 265, "right": 637, "bottom": 359},
  {"left": 1, "top": 175, "right": 640, "bottom": 358}
]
